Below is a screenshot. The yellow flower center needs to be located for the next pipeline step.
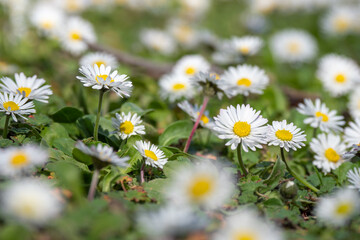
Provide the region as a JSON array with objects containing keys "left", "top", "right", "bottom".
[
  {"left": 95, "top": 74, "right": 113, "bottom": 83},
  {"left": 16, "top": 202, "right": 37, "bottom": 218},
  {"left": 325, "top": 148, "right": 340, "bottom": 163},
  {"left": 275, "top": 129, "right": 293, "bottom": 141},
  {"left": 210, "top": 73, "right": 220, "bottom": 80},
  {"left": 288, "top": 42, "right": 300, "bottom": 53},
  {"left": 335, "top": 74, "right": 346, "bottom": 83},
  {"left": 94, "top": 61, "right": 105, "bottom": 67},
  {"left": 233, "top": 121, "right": 251, "bottom": 137},
  {"left": 239, "top": 46, "right": 250, "bottom": 55},
  {"left": 334, "top": 17, "right": 349, "bottom": 32},
  {"left": 66, "top": 0, "right": 80, "bottom": 11},
  {"left": 120, "top": 121, "right": 134, "bottom": 134},
  {"left": 234, "top": 232, "right": 256, "bottom": 240},
  {"left": 237, "top": 78, "right": 252, "bottom": 87},
  {"left": 3, "top": 101, "right": 20, "bottom": 111},
  {"left": 201, "top": 115, "right": 209, "bottom": 124},
  {"left": 189, "top": 175, "right": 213, "bottom": 201},
  {"left": 172, "top": 83, "right": 186, "bottom": 91},
  {"left": 18, "top": 87, "right": 32, "bottom": 97},
  {"left": 70, "top": 32, "right": 81, "bottom": 41},
  {"left": 10, "top": 152, "right": 28, "bottom": 167},
  {"left": 315, "top": 111, "right": 329, "bottom": 122},
  {"left": 177, "top": 25, "right": 192, "bottom": 42},
  {"left": 185, "top": 67, "right": 196, "bottom": 75},
  {"left": 144, "top": 150, "right": 158, "bottom": 161},
  {"left": 41, "top": 21, "right": 53, "bottom": 30},
  {"left": 336, "top": 202, "right": 353, "bottom": 216}
]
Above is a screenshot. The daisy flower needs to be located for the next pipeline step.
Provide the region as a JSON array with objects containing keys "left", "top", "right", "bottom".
[
  {"left": 139, "top": 28, "right": 176, "bottom": 55},
  {"left": 321, "top": 6, "right": 357, "bottom": 36},
  {"left": 315, "top": 188, "right": 360, "bottom": 226},
  {"left": 77, "top": 64, "right": 132, "bottom": 98},
  {"left": 347, "top": 168, "right": 360, "bottom": 191},
  {"left": 213, "top": 104, "right": 268, "bottom": 151},
  {"left": 1, "top": 72, "right": 52, "bottom": 103},
  {"left": 213, "top": 208, "right": 284, "bottom": 240},
  {"left": 310, "top": 133, "right": 347, "bottom": 174},
  {"left": 178, "top": 100, "right": 215, "bottom": 130},
  {"left": 179, "top": 0, "right": 210, "bottom": 19},
  {"left": 0, "top": 145, "right": 48, "bottom": 177},
  {"left": 173, "top": 55, "right": 210, "bottom": 78},
  {"left": 112, "top": 112, "right": 145, "bottom": 140},
  {"left": 134, "top": 141, "right": 168, "bottom": 169},
  {"left": 249, "top": 0, "right": 278, "bottom": 15},
  {"left": 229, "top": 36, "right": 263, "bottom": 57},
  {"left": 137, "top": 205, "right": 205, "bottom": 239},
  {"left": 29, "top": 2, "right": 64, "bottom": 37},
  {"left": 167, "top": 19, "right": 199, "bottom": 49},
  {"left": 267, "top": 120, "right": 306, "bottom": 152},
  {"left": 54, "top": 0, "right": 89, "bottom": 13},
  {"left": 59, "top": 16, "right": 96, "bottom": 55},
  {"left": 76, "top": 141, "right": 129, "bottom": 167},
  {"left": 159, "top": 73, "right": 196, "bottom": 102},
  {"left": 343, "top": 144, "right": 360, "bottom": 160},
  {"left": 79, "top": 52, "right": 118, "bottom": 69},
  {"left": 2, "top": 179, "right": 62, "bottom": 226},
  {"left": 0, "top": 92, "right": 35, "bottom": 122},
  {"left": 316, "top": 54, "right": 360, "bottom": 97},
  {"left": 221, "top": 64, "right": 269, "bottom": 97},
  {"left": 270, "top": 29, "right": 317, "bottom": 64},
  {"left": 191, "top": 72, "right": 229, "bottom": 99},
  {"left": 348, "top": 87, "right": 360, "bottom": 119},
  {"left": 297, "top": 98, "right": 345, "bottom": 133},
  {"left": 344, "top": 118, "right": 360, "bottom": 147},
  {"left": 165, "top": 162, "right": 234, "bottom": 209}
]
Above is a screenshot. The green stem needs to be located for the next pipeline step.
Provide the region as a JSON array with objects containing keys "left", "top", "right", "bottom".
[
  {"left": 88, "top": 168, "right": 100, "bottom": 201},
  {"left": 280, "top": 148, "right": 319, "bottom": 193},
  {"left": 237, "top": 142, "right": 248, "bottom": 176},
  {"left": 312, "top": 128, "right": 318, "bottom": 139},
  {"left": 2, "top": 114, "right": 10, "bottom": 139},
  {"left": 94, "top": 90, "right": 105, "bottom": 141}
]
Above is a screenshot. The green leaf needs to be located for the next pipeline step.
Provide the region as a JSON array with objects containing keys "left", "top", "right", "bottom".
[
  {"left": 51, "top": 107, "right": 84, "bottom": 123},
  {"left": 41, "top": 123, "right": 69, "bottom": 146},
  {"left": 118, "top": 102, "right": 154, "bottom": 116},
  {"left": 333, "top": 162, "right": 354, "bottom": 184},
  {"left": 163, "top": 158, "right": 191, "bottom": 177},
  {"left": 158, "top": 120, "right": 193, "bottom": 146},
  {"left": 53, "top": 137, "right": 76, "bottom": 156},
  {"left": 263, "top": 157, "right": 285, "bottom": 190},
  {"left": 143, "top": 178, "right": 168, "bottom": 202}
]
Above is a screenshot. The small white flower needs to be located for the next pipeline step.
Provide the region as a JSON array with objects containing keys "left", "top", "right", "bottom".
[
  {"left": 166, "top": 161, "right": 234, "bottom": 209},
  {"left": 2, "top": 179, "right": 62, "bottom": 225},
  {"left": 29, "top": 2, "right": 65, "bottom": 37},
  {"left": 59, "top": 16, "right": 96, "bottom": 55},
  {"left": 348, "top": 87, "right": 360, "bottom": 119},
  {"left": 134, "top": 141, "right": 168, "bottom": 169},
  {"left": 321, "top": 6, "right": 357, "bottom": 36},
  {"left": 310, "top": 133, "right": 347, "bottom": 174},
  {"left": 76, "top": 141, "right": 129, "bottom": 167},
  {"left": 267, "top": 120, "right": 306, "bottom": 152},
  {"left": 167, "top": 19, "right": 199, "bottom": 49},
  {"left": 316, "top": 188, "right": 360, "bottom": 226},
  {"left": 316, "top": 54, "right": 360, "bottom": 97},
  {"left": 213, "top": 104, "right": 268, "bottom": 151},
  {"left": 229, "top": 36, "right": 263, "bottom": 56},
  {"left": 77, "top": 64, "right": 132, "bottom": 98},
  {"left": 173, "top": 55, "right": 210, "bottom": 78},
  {"left": 54, "top": 0, "right": 89, "bottom": 13},
  {"left": 178, "top": 100, "right": 215, "bottom": 130},
  {"left": 212, "top": 208, "right": 284, "bottom": 240},
  {"left": 137, "top": 205, "right": 205, "bottom": 238},
  {"left": 112, "top": 112, "right": 145, "bottom": 140},
  {"left": 80, "top": 52, "right": 118, "bottom": 69},
  {"left": 270, "top": 29, "right": 317, "bottom": 64},
  {"left": 297, "top": 98, "right": 345, "bottom": 133},
  {"left": 0, "top": 92, "right": 35, "bottom": 122},
  {"left": 0, "top": 145, "right": 48, "bottom": 177},
  {"left": 159, "top": 73, "right": 196, "bottom": 102},
  {"left": 191, "top": 72, "right": 229, "bottom": 99},
  {"left": 347, "top": 168, "right": 360, "bottom": 191},
  {"left": 139, "top": 28, "right": 176, "bottom": 55},
  {"left": 1, "top": 72, "right": 52, "bottom": 103},
  {"left": 221, "top": 64, "right": 269, "bottom": 97},
  {"left": 344, "top": 118, "right": 360, "bottom": 147},
  {"left": 179, "top": 0, "right": 210, "bottom": 19}
]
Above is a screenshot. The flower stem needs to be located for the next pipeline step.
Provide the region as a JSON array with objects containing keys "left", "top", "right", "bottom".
[
  {"left": 237, "top": 142, "right": 248, "bottom": 177},
  {"left": 312, "top": 128, "right": 318, "bottom": 139},
  {"left": 183, "top": 96, "right": 210, "bottom": 153},
  {"left": 280, "top": 148, "right": 319, "bottom": 193},
  {"left": 2, "top": 114, "right": 10, "bottom": 139},
  {"left": 88, "top": 168, "right": 100, "bottom": 201},
  {"left": 140, "top": 161, "right": 145, "bottom": 184},
  {"left": 94, "top": 90, "right": 105, "bottom": 141}
]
